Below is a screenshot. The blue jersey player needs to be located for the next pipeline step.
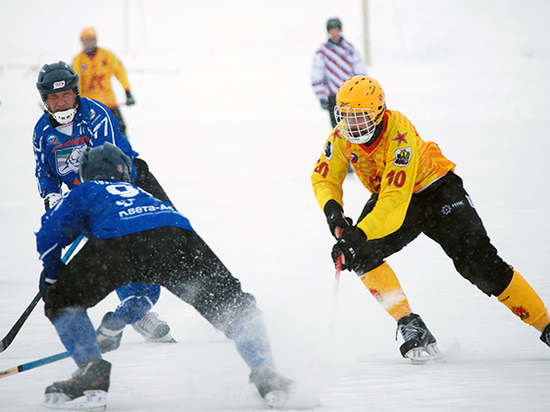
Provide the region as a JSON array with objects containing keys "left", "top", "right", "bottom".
[
  {"left": 32, "top": 61, "right": 174, "bottom": 349},
  {"left": 37, "top": 143, "right": 292, "bottom": 410}
]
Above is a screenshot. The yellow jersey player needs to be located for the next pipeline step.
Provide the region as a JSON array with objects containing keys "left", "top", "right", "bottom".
[
  {"left": 73, "top": 27, "right": 135, "bottom": 137},
  {"left": 311, "top": 75, "right": 550, "bottom": 363}
]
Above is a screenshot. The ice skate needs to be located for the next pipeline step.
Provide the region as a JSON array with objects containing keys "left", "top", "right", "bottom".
[
  {"left": 397, "top": 313, "right": 443, "bottom": 364},
  {"left": 42, "top": 358, "right": 110, "bottom": 411},
  {"left": 250, "top": 364, "right": 293, "bottom": 409},
  {"left": 131, "top": 311, "right": 176, "bottom": 343},
  {"left": 540, "top": 322, "right": 550, "bottom": 348},
  {"left": 96, "top": 312, "right": 123, "bottom": 353}
]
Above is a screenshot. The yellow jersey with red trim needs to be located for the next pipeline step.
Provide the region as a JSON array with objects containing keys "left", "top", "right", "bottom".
[
  {"left": 311, "top": 109, "right": 456, "bottom": 240},
  {"left": 73, "top": 47, "right": 130, "bottom": 109}
]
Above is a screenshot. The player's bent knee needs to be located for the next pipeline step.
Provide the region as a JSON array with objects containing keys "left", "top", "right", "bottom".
[{"left": 451, "top": 234, "right": 513, "bottom": 296}]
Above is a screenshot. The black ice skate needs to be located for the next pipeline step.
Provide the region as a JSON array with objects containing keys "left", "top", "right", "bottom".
[
  {"left": 540, "top": 322, "right": 550, "bottom": 348},
  {"left": 96, "top": 312, "right": 123, "bottom": 353},
  {"left": 42, "top": 358, "right": 111, "bottom": 411},
  {"left": 250, "top": 364, "right": 293, "bottom": 409},
  {"left": 131, "top": 311, "right": 176, "bottom": 343},
  {"left": 397, "top": 313, "right": 443, "bottom": 364}
]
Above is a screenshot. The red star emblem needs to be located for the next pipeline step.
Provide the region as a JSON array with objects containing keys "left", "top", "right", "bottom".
[{"left": 393, "top": 132, "right": 408, "bottom": 146}]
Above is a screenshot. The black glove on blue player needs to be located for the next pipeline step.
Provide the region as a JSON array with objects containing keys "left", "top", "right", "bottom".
[{"left": 39, "top": 270, "right": 57, "bottom": 301}]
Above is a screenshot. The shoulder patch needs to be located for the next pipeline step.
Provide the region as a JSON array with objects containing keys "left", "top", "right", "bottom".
[
  {"left": 323, "top": 141, "right": 334, "bottom": 160},
  {"left": 394, "top": 147, "right": 412, "bottom": 167},
  {"left": 393, "top": 132, "right": 408, "bottom": 146}
]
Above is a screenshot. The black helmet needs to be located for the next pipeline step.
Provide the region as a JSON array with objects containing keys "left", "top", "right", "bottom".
[
  {"left": 36, "top": 61, "right": 79, "bottom": 103},
  {"left": 326, "top": 17, "right": 342, "bottom": 32},
  {"left": 79, "top": 143, "right": 133, "bottom": 183}
]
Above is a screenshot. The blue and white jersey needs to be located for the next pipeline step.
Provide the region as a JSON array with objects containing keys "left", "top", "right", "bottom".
[
  {"left": 32, "top": 97, "right": 138, "bottom": 198},
  {"left": 36, "top": 180, "right": 194, "bottom": 278},
  {"left": 311, "top": 38, "right": 367, "bottom": 101}
]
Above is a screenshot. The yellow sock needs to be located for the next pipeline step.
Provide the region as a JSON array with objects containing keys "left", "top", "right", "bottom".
[
  {"left": 359, "top": 262, "right": 412, "bottom": 321},
  {"left": 497, "top": 270, "right": 550, "bottom": 332}
]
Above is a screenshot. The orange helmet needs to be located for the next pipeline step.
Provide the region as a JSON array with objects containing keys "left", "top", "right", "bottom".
[
  {"left": 80, "top": 27, "right": 97, "bottom": 40},
  {"left": 335, "top": 76, "right": 386, "bottom": 144}
]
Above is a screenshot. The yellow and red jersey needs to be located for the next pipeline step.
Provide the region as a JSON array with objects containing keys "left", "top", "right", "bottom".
[
  {"left": 73, "top": 47, "right": 130, "bottom": 109},
  {"left": 311, "top": 109, "right": 456, "bottom": 240}
]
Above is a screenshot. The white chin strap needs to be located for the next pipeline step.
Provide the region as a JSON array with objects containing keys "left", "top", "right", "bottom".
[{"left": 51, "top": 107, "right": 78, "bottom": 125}]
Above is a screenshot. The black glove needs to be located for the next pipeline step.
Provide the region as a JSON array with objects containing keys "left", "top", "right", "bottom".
[
  {"left": 39, "top": 270, "right": 57, "bottom": 301},
  {"left": 125, "top": 90, "right": 136, "bottom": 106},
  {"left": 320, "top": 98, "right": 329, "bottom": 110},
  {"left": 324, "top": 199, "right": 353, "bottom": 239},
  {"left": 331, "top": 226, "right": 367, "bottom": 271}
]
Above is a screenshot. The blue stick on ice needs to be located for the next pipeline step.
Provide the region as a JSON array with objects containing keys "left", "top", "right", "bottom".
[{"left": 0, "top": 351, "right": 70, "bottom": 379}]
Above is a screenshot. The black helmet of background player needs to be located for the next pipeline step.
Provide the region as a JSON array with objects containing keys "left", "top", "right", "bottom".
[
  {"left": 79, "top": 143, "right": 133, "bottom": 183},
  {"left": 326, "top": 17, "right": 342, "bottom": 32},
  {"left": 36, "top": 61, "right": 80, "bottom": 124},
  {"left": 326, "top": 18, "right": 343, "bottom": 43}
]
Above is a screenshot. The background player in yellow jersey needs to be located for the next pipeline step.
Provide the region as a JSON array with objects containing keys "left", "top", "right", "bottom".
[
  {"left": 73, "top": 27, "right": 135, "bottom": 137},
  {"left": 311, "top": 75, "right": 550, "bottom": 363}
]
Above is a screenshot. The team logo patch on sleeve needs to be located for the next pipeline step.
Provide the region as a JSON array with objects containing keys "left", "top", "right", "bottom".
[
  {"left": 314, "top": 159, "right": 329, "bottom": 178},
  {"left": 394, "top": 147, "right": 411, "bottom": 166},
  {"left": 323, "top": 141, "right": 334, "bottom": 160}
]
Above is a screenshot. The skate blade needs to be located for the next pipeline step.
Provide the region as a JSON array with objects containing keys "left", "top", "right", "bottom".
[
  {"left": 405, "top": 343, "right": 444, "bottom": 365},
  {"left": 42, "top": 390, "right": 107, "bottom": 411},
  {"left": 264, "top": 389, "right": 290, "bottom": 410},
  {"left": 147, "top": 333, "right": 177, "bottom": 343}
]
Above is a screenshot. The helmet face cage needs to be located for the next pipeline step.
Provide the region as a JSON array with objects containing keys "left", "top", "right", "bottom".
[
  {"left": 334, "top": 106, "right": 377, "bottom": 144},
  {"left": 334, "top": 76, "right": 386, "bottom": 144}
]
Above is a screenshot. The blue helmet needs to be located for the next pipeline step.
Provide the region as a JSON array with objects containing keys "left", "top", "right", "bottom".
[
  {"left": 36, "top": 61, "right": 79, "bottom": 103},
  {"left": 79, "top": 143, "right": 133, "bottom": 183}
]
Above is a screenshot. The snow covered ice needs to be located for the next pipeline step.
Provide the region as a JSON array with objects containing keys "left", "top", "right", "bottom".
[{"left": 1, "top": 0, "right": 550, "bottom": 411}]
